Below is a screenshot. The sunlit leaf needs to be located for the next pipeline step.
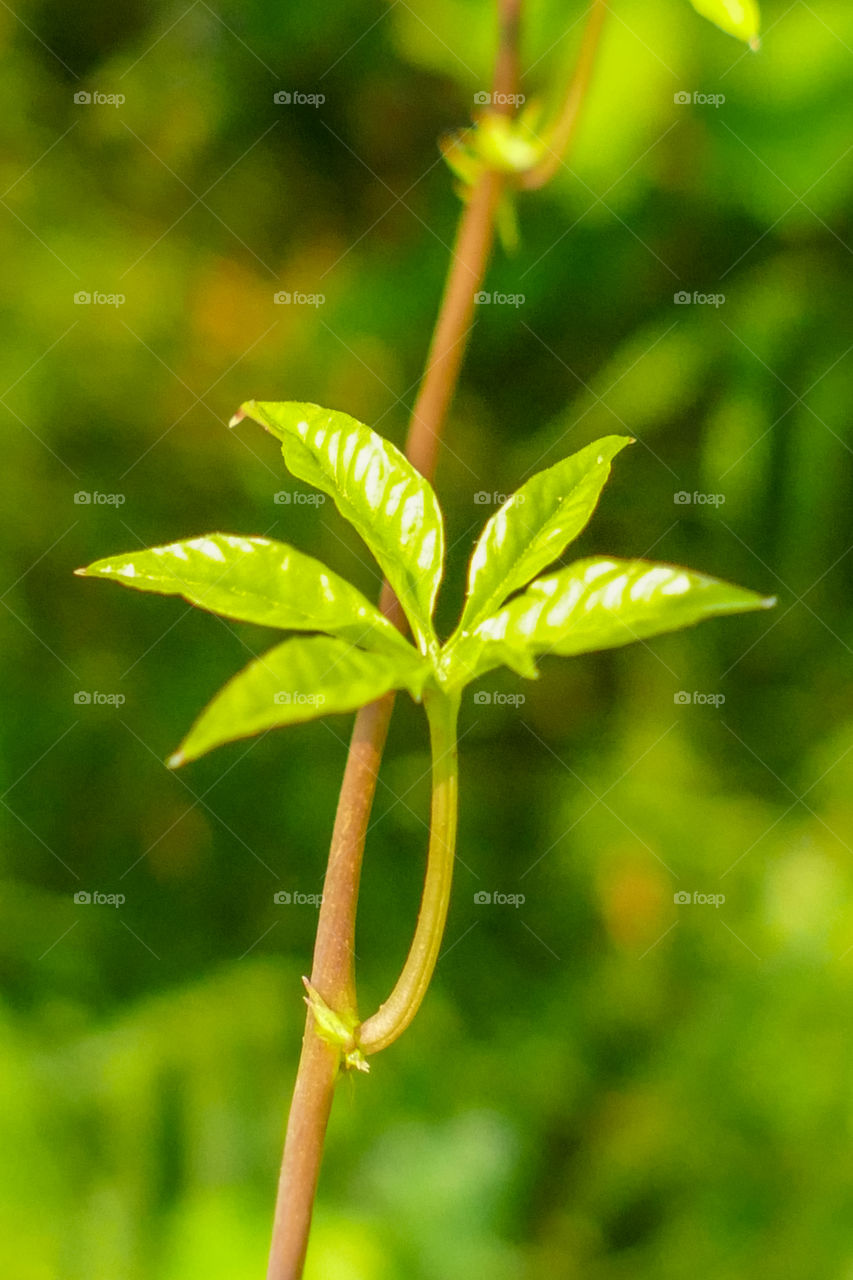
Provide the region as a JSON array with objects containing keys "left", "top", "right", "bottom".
[
  {"left": 687, "top": 0, "right": 761, "bottom": 47},
  {"left": 170, "top": 635, "right": 433, "bottom": 766},
  {"left": 77, "top": 533, "right": 411, "bottom": 657},
  {"left": 233, "top": 401, "right": 443, "bottom": 655},
  {"left": 448, "top": 557, "right": 774, "bottom": 685},
  {"left": 455, "top": 436, "right": 632, "bottom": 636}
]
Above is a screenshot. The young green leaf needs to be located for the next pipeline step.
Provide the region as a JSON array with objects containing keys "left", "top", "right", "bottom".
[
  {"left": 77, "top": 534, "right": 411, "bottom": 658},
  {"left": 232, "top": 402, "right": 444, "bottom": 656},
  {"left": 455, "top": 436, "right": 632, "bottom": 637},
  {"left": 169, "top": 635, "right": 433, "bottom": 767},
  {"left": 469, "top": 557, "right": 774, "bottom": 673},
  {"left": 687, "top": 0, "right": 760, "bottom": 48}
]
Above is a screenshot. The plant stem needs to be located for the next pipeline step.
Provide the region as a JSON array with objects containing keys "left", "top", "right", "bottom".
[
  {"left": 521, "top": 0, "right": 608, "bottom": 191},
  {"left": 265, "top": 27, "right": 518, "bottom": 1279},
  {"left": 265, "top": 0, "right": 612, "bottom": 1269},
  {"left": 266, "top": 183, "right": 498, "bottom": 1271},
  {"left": 266, "top": 695, "right": 393, "bottom": 1280},
  {"left": 358, "top": 692, "right": 460, "bottom": 1055}
]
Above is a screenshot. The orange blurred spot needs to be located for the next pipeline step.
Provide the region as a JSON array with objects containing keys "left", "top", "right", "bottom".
[{"left": 597, "top": 856, "right": 669, "bottom": 948}]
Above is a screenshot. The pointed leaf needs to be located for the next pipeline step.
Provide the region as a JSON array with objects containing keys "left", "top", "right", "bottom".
[
  {"left": 478, "top": 557, "right": 775, "bottom": 666},
  {"left": 170, "top": 635, "right": 433, "bottom": 766},
  {"left": 234, "top": 402, "right": 443, "bottom": 654},
  {"left": 448, "top": 558, "right": 774, "bottom": 686},
  {"left": 457, "top": 436, "right": 632, "bottom": 635},
  {"left": 77, "top": 534, "right": 411, "bottom": 657},
  {"left": 687, "top": 0, "right": 760, "bottom": 47}
]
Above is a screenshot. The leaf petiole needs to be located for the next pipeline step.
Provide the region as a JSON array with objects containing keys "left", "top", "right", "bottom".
[{"left": 357, "top": 688, "right": 460, "bottom": 1055}]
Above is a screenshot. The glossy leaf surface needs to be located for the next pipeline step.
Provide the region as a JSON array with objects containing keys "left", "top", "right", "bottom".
[
  {"left": 78, "top": 534, "right": 413, "bottom": 656},
  {"left": 234, "top": 401, "right": 444, "bottom": 654},
  {"left": 456, "top": 436, "right": 632, "bottom": 636},
  {"left": 170, "top": 635, "right": 433, "bottom": 766},
  {"left": 450, "top": 557, "right": 774, "bottom": 685},
  {"left": 687, "top": 0, "right": 760, "bottom": 46}
]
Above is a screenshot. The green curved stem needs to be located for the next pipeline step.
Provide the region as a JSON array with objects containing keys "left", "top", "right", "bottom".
[
  {"left": 520, "top": 0, "right": 608, "bottom": 190},
  {"left": 358, "top": 690, "right": 460, "bottom": 1055}
]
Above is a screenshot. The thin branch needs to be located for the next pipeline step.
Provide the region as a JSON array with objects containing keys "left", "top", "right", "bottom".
[
  {"left": 521, "top": 0, "right": 608, "bottom": 190},
  {"left": 358, "top": 691, "right": 460, "bottom": 1055},
  {"left": 264, "top": 13, "right": 522, "bottom": 1276},
  {"left": 265, "top": 0, "right": 612, "bottom": 1270}
]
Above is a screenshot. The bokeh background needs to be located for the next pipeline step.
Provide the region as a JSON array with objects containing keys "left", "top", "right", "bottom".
[{"left": 2, "top": 0, "right": 853, "bottom": 1276}]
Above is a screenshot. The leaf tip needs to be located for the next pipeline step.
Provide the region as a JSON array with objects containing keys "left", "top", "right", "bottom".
[
  {"left": 749, "top": 34, "right": 761, "bottom": 52},
  {"left": 760, "top": 594, "right": 777, "bottom": 610},
  {"left": 228, "top": 407, "right": 246, "bottom": 429},
  {"left": 73, "top": 567, "right": 88, "bottom": 577},
  {"left": 166, "top": 749, "right": 186, "bottom": 770}
]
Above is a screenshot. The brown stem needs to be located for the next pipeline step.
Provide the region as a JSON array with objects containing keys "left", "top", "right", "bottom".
[
  {"left": 264, "top": 15, "right": 521, "bottom": 1277},
  {"left": 266, "top": 0, "right": 611, "bottom": 1268},
  {"left": 266, "top": 193, "right": 501, "bottom": 1279},
  {"left": 266, "top": 695, "right": 392, "bottom": 1279}
]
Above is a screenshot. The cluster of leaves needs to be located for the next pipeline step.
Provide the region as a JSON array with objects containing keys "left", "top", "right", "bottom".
[
  {"left": 78, "top": 403, "right": 772, "bottom": 766},
  {"left": 441, "top": 0, "right": 760, "bottom": 244}
]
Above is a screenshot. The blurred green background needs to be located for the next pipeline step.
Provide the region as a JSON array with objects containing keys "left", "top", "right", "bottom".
[{"left": 2, "top": 0, "right": 852, "bottom": 1276}]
